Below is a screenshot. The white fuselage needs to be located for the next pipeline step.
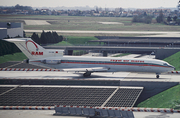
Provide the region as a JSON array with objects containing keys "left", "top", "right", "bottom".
[
  {"left": 3, "top": 38, "right": 175, "bottom": 77},
  {"left": 30, "top": 56, "right": 174, "bottom": 74}
]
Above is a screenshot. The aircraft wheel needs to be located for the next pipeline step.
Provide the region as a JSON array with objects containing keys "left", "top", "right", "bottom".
[
  {"left": 156, "top": 75, "right": 159, "bottom": 78},
  {"left": 83, "top": 72, "right": 91, "bottom": 77}
]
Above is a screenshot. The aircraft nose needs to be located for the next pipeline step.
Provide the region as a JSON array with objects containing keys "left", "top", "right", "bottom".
[
  {"left": 168, "top": 64, "right": 175, "bottom": 70},
  {"left": 171, "top": 65, "right": 175, "bottom": 70}
]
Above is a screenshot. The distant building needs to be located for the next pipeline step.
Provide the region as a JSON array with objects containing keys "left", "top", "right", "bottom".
[
  {"left": 0, "top": 28, "right": 7, "bottom": 39},
  {"left": 0, "top": 22, "right": 23, "bottom": 39}
]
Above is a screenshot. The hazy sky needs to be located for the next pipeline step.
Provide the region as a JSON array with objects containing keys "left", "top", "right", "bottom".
[{"left": 0, "top": 0, "right": 179, "bottom": 8}]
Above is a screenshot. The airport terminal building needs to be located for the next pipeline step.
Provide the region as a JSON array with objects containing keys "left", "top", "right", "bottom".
[{"left": 0, "top": 22, "right": 23, "bottom": 39}]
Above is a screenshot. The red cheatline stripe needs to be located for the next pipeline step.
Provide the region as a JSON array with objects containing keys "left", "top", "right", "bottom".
[{"left": 61, "top": 61, "right": 172, "bottom": 68}]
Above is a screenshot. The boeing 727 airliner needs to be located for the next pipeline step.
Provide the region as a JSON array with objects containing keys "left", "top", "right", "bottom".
[{"left": 3, "top": 38, "right": 175, "bottom": 78}]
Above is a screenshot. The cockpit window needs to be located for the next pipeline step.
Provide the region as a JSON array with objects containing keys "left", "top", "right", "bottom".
[{"left": 163, "top": 63, "right": 168, "bottom": 66}]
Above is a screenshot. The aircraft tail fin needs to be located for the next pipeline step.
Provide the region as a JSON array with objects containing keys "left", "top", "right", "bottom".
[{"left": 3, "top": 38, "right": 64, "bottom": 60}]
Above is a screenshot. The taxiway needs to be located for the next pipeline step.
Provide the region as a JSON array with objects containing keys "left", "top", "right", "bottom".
[{"left": 0, "top": 71, "right": 179, "bottom": 82}]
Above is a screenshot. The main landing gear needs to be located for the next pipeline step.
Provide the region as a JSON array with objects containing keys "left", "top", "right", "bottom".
[
  {"left": 156, "top": 74, "right": 160, "bottom": 78},
  {"left": 83, "top": 72, "right": 91, "bottom": 77}
]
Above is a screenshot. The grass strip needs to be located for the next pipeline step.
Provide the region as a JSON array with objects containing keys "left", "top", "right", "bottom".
[
  {"left": 163, "top": 51, "right": 180, "bottom": 71},
  {"left": 137, "top": 85, "right": 180, "bottom": 109},
  {"left": 0, "top": 52, "right": 27, "bottom": 64}
]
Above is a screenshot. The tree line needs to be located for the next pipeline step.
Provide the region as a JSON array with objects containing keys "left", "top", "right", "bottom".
[
  {"left": 132, "top": 15, "right": 152, "bottom": 24},
  {"left": 0, "top": 31, "right": 63, "bottom": 56},
  {"left": 132, "top": 10, "right": 180, "bottom": 25},
  {"left": 31, "top": 31, "right": 63, "bottom": 45},
  {"left": 156, "top": 10, "right": 180, "bottom": 25},
  {"left": 0, "top": 39, "right": 20, "bottom": 56}
]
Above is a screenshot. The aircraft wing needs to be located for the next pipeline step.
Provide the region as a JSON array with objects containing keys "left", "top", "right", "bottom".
[
  {"left": 62, "top": 67, "right": 110, "bottom": 73},
  {"left": 0, "top": 67, "right": 110, "bottom": 73}
]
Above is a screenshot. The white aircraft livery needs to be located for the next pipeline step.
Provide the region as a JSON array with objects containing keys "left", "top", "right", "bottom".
[{"left": 3, "top": 38, "right": 175, "bottom": 78}]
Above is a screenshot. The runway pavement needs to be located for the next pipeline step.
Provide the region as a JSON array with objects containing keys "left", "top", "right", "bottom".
[
  {"left": 25, "top": 30, "right": 180, "bottom": 35},
  {"left": 25, "top": 29, "right": 180, "bottom": 37},
  {"left": 0, "top": 71, "right": 129, "bottom": 80},
  {"left": 24, "top": 20, "right": 51, "bottom": 25},
  {"left": 0, "top": 70, "right": 180, "bottom": 82}
]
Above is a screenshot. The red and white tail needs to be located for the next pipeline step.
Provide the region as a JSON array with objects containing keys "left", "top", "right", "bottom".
[{"left": 3, "top": 38, "right": 63, "bottom": 60}]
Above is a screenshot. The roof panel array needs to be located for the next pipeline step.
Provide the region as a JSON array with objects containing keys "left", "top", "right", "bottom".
[
  {"left": 0, "top": 86, "right": 143, "bottom": 107},
  {"left": 0, "top": 87, "right": 115, "bottom": 107},
  {"left": 105, "top": 88, "right": 143, "bottom": 107},
  {"left": 0, "top": 87, "right": 14, "bottom": 94}
]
